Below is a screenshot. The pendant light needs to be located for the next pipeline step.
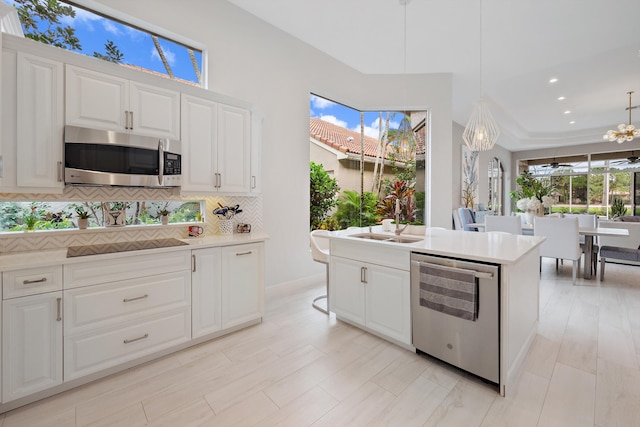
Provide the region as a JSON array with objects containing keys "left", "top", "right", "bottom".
[
  {"left": 463, "top": 0, "right": 500, "bottom": 151},
  {"left": 603, "top": 91, "right": 640, "bottom": 143}
]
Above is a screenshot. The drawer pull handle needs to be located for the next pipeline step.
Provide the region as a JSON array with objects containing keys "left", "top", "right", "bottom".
[
  {"left": 56, "top": 297, "right": 62, "bottom": 321},
  {"left": 236, "top": 251, "right": 253, "bottom": 256},
  {"left": 123, "top": 294, "right": 149, "bottom": 303},
  {"left": 361, "top": 266, "right": 367, "bottom": 284},
  {"left": 23, "top": 277, "right": 47, "bottom": 285},
  {"left": 124, "top": 333, "right": 149, "bottom": 344}
]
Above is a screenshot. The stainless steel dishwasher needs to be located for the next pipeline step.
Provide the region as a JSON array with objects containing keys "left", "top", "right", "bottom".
[{"left": 410, "top": 252, "right": 500, "bottom": 384}]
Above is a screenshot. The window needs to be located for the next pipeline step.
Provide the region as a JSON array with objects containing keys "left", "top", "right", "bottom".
[
  {"left": 4, "top": 0, "right": 205, "bottom": 86},
  {"left": 309, "top": 94, "right": 427, "bottom": 230},
  {"left": 0, "top": 200, "right": 203, "bottom": 232},
  {"left": 523, "top": 151, "right": 640, "bottom": 217}
]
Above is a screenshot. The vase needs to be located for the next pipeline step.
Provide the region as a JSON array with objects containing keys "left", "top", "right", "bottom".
[
  {"left": 161, "top": 215, "right": 169, "bottom": 226},
  {"left": 524, "top": 211, "right": 534, "bottom": 225},
  {"left": 219, "top": 219, "right": 234, "bottom": 235},
  {"left": 105, "top": 209, "right": 126, "bottom": 227},
  {"left": 78, "top": 218, "right": 88, "bottom": 229}
]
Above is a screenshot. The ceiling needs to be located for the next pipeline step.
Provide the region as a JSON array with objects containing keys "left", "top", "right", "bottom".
[{"left": 227, "top": 0, "right": 640, "bottom": 152}]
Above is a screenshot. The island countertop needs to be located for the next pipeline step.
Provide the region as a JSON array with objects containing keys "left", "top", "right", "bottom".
[{"left": 328, "top": 226, "right": 544, "bottom": 265}]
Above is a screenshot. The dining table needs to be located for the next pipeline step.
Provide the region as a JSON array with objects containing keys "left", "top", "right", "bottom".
[{"left": 469, "top": 223, "right": 629, "bottom": 279}]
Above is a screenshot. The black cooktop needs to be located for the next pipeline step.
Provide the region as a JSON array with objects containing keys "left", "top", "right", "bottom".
[{"left": 67, "top": 238, "right": 189, "bottom": 258}]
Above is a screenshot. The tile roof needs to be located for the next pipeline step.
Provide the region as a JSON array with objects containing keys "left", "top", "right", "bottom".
[
  {"left": 310, "top": 118, "right": 383, "bottom": 158},
  {"left": 310, "top": 117, "right": 426, "bottom": 160}
]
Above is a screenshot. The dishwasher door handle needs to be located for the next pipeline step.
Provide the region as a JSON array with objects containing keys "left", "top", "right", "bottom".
[{"left": 411, "top": 260, "right": 493, "bottom": 280}]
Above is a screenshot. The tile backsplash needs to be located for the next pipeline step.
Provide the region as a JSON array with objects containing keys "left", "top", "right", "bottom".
[{"left": 0, "top": 186, "right": 262, "bottom": 254}]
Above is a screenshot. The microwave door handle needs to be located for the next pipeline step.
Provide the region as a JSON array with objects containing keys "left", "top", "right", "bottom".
[{"left": 158, "top": 139, "right": 164, "bottom": 186}]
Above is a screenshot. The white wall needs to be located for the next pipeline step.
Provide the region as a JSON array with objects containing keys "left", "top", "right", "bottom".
[
  {"left": 452, "top": 122, "right": 515, "bottom": 218},
  {"left": 94, "top": 0, "right": 454, "bottom": 286}
]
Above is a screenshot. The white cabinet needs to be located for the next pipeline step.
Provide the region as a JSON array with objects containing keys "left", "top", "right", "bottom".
[
  {"left": 191, "top": 247, "right": 222, "bottom": 338},
  {"left": 191, "top": 242, "right": 264, "bottom": 337},
  {"left": 330, "top": 247, "right": 411, "bottom": 346},
  {"left": 2, "top": 263, "right": 64, "bottom": 403},
  {"left": 0, "top": 50, "right": 64, "bottom": 193},
  {"left": 65, "top": 65, "right": 180, "bottom": 139},
  {"left": 63, "top": 251, "right": 191, "bottom": 380},
  {"left": 2, "top": 292, "right": 63, "bottom": 403},
  {"left": 180, "top": 94, "right": 252, "bottom": 194},
  {"left": 221, "top": 243, "right": 264, "bottom": 329}
]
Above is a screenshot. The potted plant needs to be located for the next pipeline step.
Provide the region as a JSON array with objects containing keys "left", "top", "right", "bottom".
[
  {"left": 23, "top": 206, "right": 37, "bottom": 231},
  {"left": 510, "top": 172, "right": 555, "bottom": 215},
  {"left": 75, "top": 207, "right": 91, "bottom": 230},
  {"left": 159, "top": 208, "right": 170, "bottom": 225}
]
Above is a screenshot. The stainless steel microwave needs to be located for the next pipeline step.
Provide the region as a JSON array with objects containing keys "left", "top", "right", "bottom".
[{"left": 64, "top": 126, "right": 181, "bottom": 188}]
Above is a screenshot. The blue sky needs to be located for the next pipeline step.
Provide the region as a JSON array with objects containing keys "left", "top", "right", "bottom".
[
  {"left": 3, "top": 0, "right": 202, "bottom": 84},
  {"left": 310, "top": 94, "right": 402, "bottom": 139}
]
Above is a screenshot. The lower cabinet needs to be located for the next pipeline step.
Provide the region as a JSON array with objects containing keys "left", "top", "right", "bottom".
[
  {"left": 330, "top": 256, "right": 411, "bottom": 346},
  {"left": 0, "top": 242, "right": 265, "bottom": 409},
  {"left": 63, "top": 270, "right": 192, "bottom": 381},
  {"left": 2, "top": 292, "right": 63, "bottom": 402},
  {"left": 192, "top": 242, "right": 264, "bottom": 338}
]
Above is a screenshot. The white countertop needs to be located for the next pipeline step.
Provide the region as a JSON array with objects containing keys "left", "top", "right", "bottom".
[
  {"left": 0, "top": 232, "right": 269, "bottom": 272},
  {"left": 329, "top": 227, "right": 544, "bottom": 265}
]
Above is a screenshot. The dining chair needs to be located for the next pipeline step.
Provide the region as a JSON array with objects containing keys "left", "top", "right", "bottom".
[
  {"left": 485, "top": 215, "right": 522, "bottom": 234},
  {"left": 534, "top": 216, "right": 581, "bottom": 285},
  {"left": 565, "top": 213, "right": 599, "bottom": 275},
  {"left": 310, "top": 229, "right": 331, "bottom": 314},
  {"left": 458, "top": 208, "right": 477, "bottom": 232}
]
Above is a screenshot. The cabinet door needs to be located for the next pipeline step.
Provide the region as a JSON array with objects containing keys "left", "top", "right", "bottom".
[
  {"left": 191, "top": 248, "right": 222, "bottom": 338},
  {"left": 180, "top": 95, "right": 218, "bottom": 192},
  {"left": 330, "top": 257, "right": 366, "bottom": 325},
  {"left": 16, "top": 53, "right": 63, "bottom": 191},
  {"left": 221, "top": 243, "right": 264, "bottom": 329},
  {"left": 129, "top": 81, "right": 180, "bottom": 139},
  {"left": 65, "top": 65, "right": 128, "bottom": 131},
  {"left": 217, "top": 104, "right": 251, "bottom": 193},
  {"left": 2, "top": 292, "right": 63, "bottom": 402},
  {"left": 365, "top": 265, "right": 411, "bottom": 345}
]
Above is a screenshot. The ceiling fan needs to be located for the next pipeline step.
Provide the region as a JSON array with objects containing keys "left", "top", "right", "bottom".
[
  {"left": 612, "top": 153, "right": 640, "bottom": 165},
  {"left": 541, "top": 159, "right": 571, "bottom": 169}
]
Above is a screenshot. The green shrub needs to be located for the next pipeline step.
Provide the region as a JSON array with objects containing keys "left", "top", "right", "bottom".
[{"left": 310, "top": 161, "right": 340, "bottom": 230}]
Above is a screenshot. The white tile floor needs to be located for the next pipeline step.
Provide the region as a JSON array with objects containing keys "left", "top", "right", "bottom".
[{"left": 1, "top": 257, "right": 638, "bottom": 426}]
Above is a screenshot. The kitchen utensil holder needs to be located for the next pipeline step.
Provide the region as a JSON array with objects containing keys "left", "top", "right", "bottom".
[{"left": 219, "top": 219, "right": 234, "bottom": 234}]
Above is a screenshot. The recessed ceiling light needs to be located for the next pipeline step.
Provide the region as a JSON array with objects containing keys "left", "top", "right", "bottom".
[
  {"left": 564, "top": 110, "right": 571, "bottom": 114},
  {"left": 569, "top": 121, "right": 575, "bottom": 124},
  {"left": 557, "top": 96, "right": 566, "bottom": 101},
  {"left": 549, "top": 77, "right": 559, "bottom": 84}
]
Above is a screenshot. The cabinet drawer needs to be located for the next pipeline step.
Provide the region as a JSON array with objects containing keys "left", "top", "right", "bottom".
[
  {"left": 64, "top": 271, "right": 191, "bottom": 334},
  {"left": 330, "top": 239, "right": 410, "bottom": 271},
  {"left": 64, "top": 307, "right": 191, "bottom": 381},
  {"left": 64, "top": 250, "right": 191, "bottom": 289},
  {"left": 3, "top": 266, "right": 63, "bottom": 299}
]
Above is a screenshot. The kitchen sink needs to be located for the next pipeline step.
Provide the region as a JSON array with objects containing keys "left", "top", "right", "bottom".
[{"left": 349, "top": 233, "right": 423, "bottom": 244}]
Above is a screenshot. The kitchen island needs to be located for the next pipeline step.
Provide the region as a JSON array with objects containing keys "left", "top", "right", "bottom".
[{"left": 328, "top": 227, "right": 544, "bottom": 397}]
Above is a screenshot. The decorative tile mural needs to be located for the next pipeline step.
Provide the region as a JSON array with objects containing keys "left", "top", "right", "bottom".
[{"left": 0, "top": 186, "right": 262, "bottom": 254}]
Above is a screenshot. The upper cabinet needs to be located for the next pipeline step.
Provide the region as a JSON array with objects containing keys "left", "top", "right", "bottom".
[
  {"left": 65, "top": 65, "right": 180, "bottom": 140},
  {"left": 0, "top": 48, "right": 64, "bottom": 193},
  {"left": 181, "top": 95, "right": 252, "bottom": 194}
]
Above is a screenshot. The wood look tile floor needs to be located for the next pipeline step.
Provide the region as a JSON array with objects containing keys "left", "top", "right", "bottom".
[{"left": 1, "top": 258, "right": 639, "bottom": 427}]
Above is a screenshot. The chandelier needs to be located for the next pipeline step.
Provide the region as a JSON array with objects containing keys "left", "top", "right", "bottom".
[
  {"left": 603, "top": 91, "right": 640, "bottom": 144},
  {"left": 463, "top": 0, "right": 500, "bottom": 151}
]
